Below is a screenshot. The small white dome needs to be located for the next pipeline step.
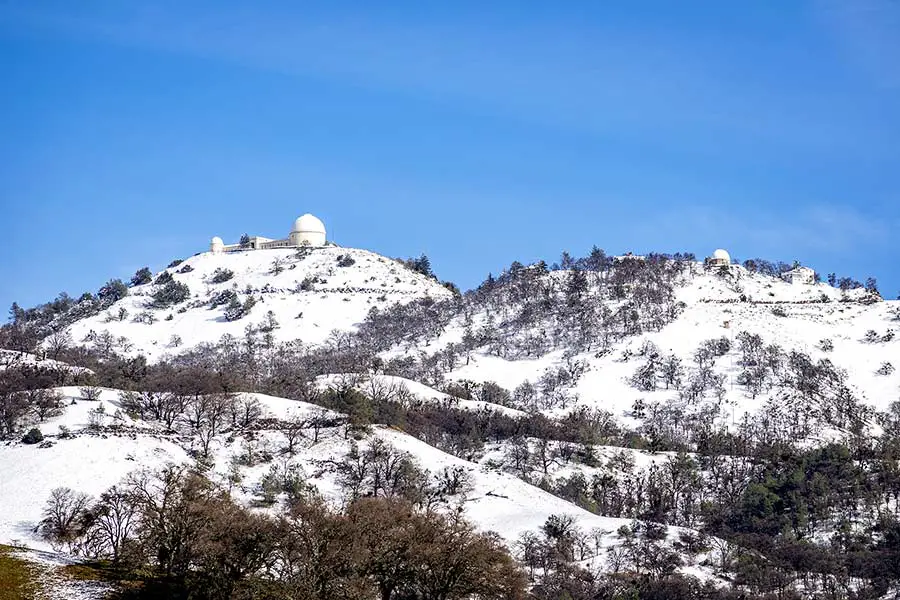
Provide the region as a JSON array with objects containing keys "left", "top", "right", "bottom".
[
  {"left": 211, "top": 236, "right": 223, "bottom": 245},
  {"left": 712, "top": 248, "right": 730, "bottom": 262},
  {"left": 291, "top": 214, "right": 325, "bottom": 234}
]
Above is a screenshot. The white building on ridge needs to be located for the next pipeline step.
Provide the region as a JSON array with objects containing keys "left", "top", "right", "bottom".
[
  {"left": 782, "top": 265, "right": 816, "bottom": 285},
  {"left": 709, "top": 248, "right": 731, "bottom": 267},
  {"left": 210, "top": 214, "right": 327, "bottom": 253}
]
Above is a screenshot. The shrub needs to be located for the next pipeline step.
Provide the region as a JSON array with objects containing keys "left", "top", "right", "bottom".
[
  {"left": 178, "top": 264, "right": 194, "bottom": 274},
  {"left": 133, "top": 311, "right": 156, "bottom": 324},
  {"left": 150, "top": 281, "right": 190, "bottom": 308},
  {"left": 167, "top": 259, "right": 184, "bottom": 268},
  {"left": 22, "top": 427, "right": 44, "bottom": 444},
  {"left": 819, "top": 338, "right": 834, "bottom": 352},
  {"left": 225, "top": 296, "right": 257, "bottom": 321},
  {"left": 209, "top": 289, "right": 237, "bottom": 309},
  {"left": 210, "top": 268, "right": 234, "bottom": 284},
  {"left": 337, "top": 254, "right": 356, "bottom": 268},
  {"left": 130, "top": 267, "right": 153, "bottom": 286},
  {"left": 771, "top": 306, "right": 788, "bottom": 317},
  {"left": 270, "top": 258, "right": 285, "bottom": 275},
  {"left": 876, "top": 362, "right": 895, "bottom": 376},
  {"left": 97, "top": 279, "right": 128, "bottom": 307},
  {"left": 154, "top": 271, "right": 174, "bottom": 285}
]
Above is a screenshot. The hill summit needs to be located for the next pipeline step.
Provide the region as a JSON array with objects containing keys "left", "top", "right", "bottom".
[{"left": 67, "top": 246, "right": 453, "bottom": 361}]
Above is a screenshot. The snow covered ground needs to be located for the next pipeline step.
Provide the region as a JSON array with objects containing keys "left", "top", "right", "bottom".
[
  {"left": 0, "top": 386, "right": 714, "bottom": 578},
  {"left": 431, "top": 266, "right": 899, "bottom": 428},
  {"left": 64, "top": 246, "right": 452, "bottom": 361}
]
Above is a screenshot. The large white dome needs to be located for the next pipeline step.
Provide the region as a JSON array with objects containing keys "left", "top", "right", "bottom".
[
  {"left": 291, "top": 214, "right": 325, "bottom": 234},
  {"left": 712, "top": 248, "right": 731, "bottom": 262},
  {"left": 289, "top": 213, "right": 326, "bottom": 246}
]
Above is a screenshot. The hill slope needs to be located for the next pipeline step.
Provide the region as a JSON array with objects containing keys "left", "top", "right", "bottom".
[{"left": 65, "top": 246, "right": 452, "bottom": 361}]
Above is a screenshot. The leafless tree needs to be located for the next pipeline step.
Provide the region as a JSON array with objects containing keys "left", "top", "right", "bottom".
[{"left": 40, "top": 487, "right": 91, "bottom": 549}]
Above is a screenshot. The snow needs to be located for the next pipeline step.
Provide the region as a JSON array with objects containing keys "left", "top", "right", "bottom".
[
  {"left": 429, "top": 266, "right": 898, "bottom": 428},
  {"left": 0, "top": 386, "right": 700, "bottom": 572},
  {"left": 64, "top": 246, "right": 452, "bottom": 361},
  {"left": 5, "top": 256, "right": 897, "bottom": 588},
  {"left": 0, "top": 433, "right": 189, "bottom": 551}
]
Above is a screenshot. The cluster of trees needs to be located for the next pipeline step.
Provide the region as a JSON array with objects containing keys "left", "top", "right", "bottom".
[{"left": 40, "top": 466, "right": 526, "bottom": 600}]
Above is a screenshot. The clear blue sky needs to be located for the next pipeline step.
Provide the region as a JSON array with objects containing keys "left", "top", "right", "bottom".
[{"left": 2, "top": 1, "right": 899, "bottom": 313}]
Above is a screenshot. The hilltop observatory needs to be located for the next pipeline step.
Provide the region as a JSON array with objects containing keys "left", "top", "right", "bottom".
[
  {"left": 210, "top": 214, "right": 327, "bottom": 253},
  {"left": 709, "top": 248, "right": 731, "bottom": 267}
]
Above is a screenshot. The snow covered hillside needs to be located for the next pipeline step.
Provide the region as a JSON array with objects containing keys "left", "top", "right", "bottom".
[
  {"left": 65, "top": 246, "right": 452, "bottom": 361},
  {"left": 0, "top": 385, "right": 717, "bottom": 580},
  {"left": 384, "top": 263, "right": 897, "bottom": 433}
]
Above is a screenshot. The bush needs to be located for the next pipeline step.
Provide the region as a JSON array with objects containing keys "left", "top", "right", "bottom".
[
  {"left": 209, "top": 289, "right": 237, "bottom": 309},
  {"left": 771, "top": 306, "right": 788, "bottom": 318},
  {"left": 22, "top": 427, "right": 44, "bottom": 444},
  {"left": 178, "top": 264, "right": 194, "bottom": 274},
  {"left": 97, "top": 279, "right": 128, "bottom": 307},
  {"left": 336, "top": 254, "right": 356, "bottom": 268},
  {"left": 167, "top": 259, "right": 184, "bottom": 268},
  {"left": 150, "top": 281, "right": 190, "bottom": 308},
  {"left": 155, "top": 271, "right": 174, "bottom": 285},
  {"left": 211, "top": 268, "right": 234, "bottom": 284},
  {"left": 225, "top": 296, "right": 257, "bottom": 321},
  {"left": 876, "top": 362, "right": 895, "bottom": 376},
  {"left": 130, "top": 267, "right": 153, "bottom": 286}
]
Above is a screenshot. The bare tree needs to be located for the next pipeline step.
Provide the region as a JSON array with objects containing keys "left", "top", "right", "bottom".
[
  {"left": 45, "top": 330, "right": 72, "bottom": 361},
  {"left": 80, "top": 386, "right": 102, "bottom": 402},
  {"left": 87, "top": 486, "right": 137, "bottom": 562},
  {"left": 40, "top": 487, "right": 91, "bottom": 549},
  {"left": 282, "top": 414, "right": 306, "bottom": 454}
]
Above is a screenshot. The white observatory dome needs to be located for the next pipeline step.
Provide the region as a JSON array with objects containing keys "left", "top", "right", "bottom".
[
  {"left": 289, "top": 213, "right": 326, "bottom": 246},
  {"left": 711, "top": 248, "right": 731, "bottom": 265},
  {"left": 210, "top": 236, "right": 225, "bottom": 253}
]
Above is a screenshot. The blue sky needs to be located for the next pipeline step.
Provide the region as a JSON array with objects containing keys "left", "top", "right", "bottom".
[{"left": 2, "top": 0, "right": 898, "bottom": 313}]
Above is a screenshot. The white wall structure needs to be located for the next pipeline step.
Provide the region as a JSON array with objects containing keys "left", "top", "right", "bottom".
[
  {"left": 210, "top": 214, "right": 327, "bottom": 253},
  {"left": 709, "top": 248, "right": 731, "bottom": 267},
  {"left": 783, "top": 266, "right": 815, "bottom": 285}
]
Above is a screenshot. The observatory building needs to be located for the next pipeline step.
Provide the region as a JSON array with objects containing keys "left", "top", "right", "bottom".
[
  {"left": 782, "top": 266, "right": 816, "bottom": 285},
  {"left": 210, "top": 214, "right": 327, "bottom": 253},
  {"left": 708, "top": 248, "right": 731, "bottom": 267}
]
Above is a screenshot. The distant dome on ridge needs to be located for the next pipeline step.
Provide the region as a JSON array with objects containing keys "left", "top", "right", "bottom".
[
  {"left": 710, "top": 248, "right": 731, "bottom": 266},
  {"left": 207, "top": 213, "right": 327, "bottom": 252}
]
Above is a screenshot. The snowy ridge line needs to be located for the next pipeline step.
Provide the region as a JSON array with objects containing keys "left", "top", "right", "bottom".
[{"left": 697, "top": 297, "right": 878, "bottom": 305}]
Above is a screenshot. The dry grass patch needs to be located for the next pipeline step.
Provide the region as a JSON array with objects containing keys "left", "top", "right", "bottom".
[{"left": 0, "top": 545, "right": 42, "bottom": 600}]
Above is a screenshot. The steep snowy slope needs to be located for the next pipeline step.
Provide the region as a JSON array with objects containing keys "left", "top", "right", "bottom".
[{"left": 65, "top": 246, "right": 452, "bottom": 361}]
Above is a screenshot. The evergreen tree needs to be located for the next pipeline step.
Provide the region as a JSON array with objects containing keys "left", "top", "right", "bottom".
[{"left": 130, "top": 267, "right": 152, "bottom": 286}]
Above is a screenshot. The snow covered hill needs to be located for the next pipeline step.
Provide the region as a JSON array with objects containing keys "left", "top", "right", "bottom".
[
  {"left": 0, "top": 385, "right": 717, "bottom": 580},
  {"left": 385, "top": 263, "right": 898, "bottom": 433},
  {"left": 64, "top": 246, "right": 452, "bottom": 361},
  {"left": 7, "top": 251, "right": 900, "bottom": 595}
]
